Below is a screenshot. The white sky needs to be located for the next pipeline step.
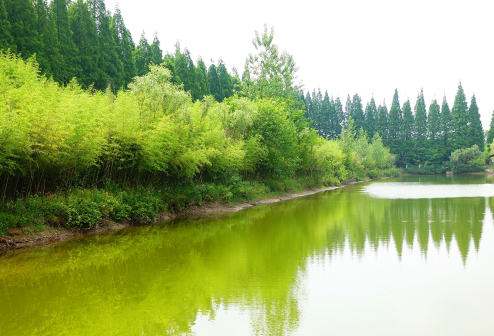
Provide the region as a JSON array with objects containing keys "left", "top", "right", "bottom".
[{"left": 104, "top": 0, "right": 494, "bottom": 129}]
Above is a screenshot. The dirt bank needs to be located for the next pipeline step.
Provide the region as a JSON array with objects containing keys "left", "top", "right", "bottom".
[{"left": 0, "top": 179, "right": 382, "bottom": 251}]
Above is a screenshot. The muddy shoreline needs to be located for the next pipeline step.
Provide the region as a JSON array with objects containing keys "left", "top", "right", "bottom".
[{"left": 0, "top": 178, "right": 387, "bottom": 251}]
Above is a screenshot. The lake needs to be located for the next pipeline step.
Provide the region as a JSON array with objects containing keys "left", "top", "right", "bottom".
[{"left": 1, "top": 174, "right": 494, "bottom": 335}]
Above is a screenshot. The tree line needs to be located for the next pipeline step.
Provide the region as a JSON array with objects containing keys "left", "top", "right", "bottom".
[
  {"left": 304, "top": 84, "right": 486, "bottom": 167},
  {"left": 0, "top": 0, "right": 236, "bottom": 101}
]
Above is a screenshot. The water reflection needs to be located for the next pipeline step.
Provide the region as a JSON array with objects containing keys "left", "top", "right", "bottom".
[{"left": 0, "top": 176, "right": 492, "bottom": 335}]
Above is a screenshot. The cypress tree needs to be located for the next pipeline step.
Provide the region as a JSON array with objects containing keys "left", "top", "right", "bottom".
[
  {"left": 401, "top": 99, "right": 414, "bottom": 165},
  {"left": 440, "top": 95, "right": 453, "bottom": 161},
  {"left": 217, "top": 59, "right": 233, "bottom": 99},
  {"left": 150, "top": 31, "right": 163, "bottom": 65},
  {"left": 88, "top": 0, "right": 123, "bottom": 90},
  {"left": 351, "top": 94, "right": 365, "bottom": 132},
  {"left": 163, "top": 53, "right": 181, "bottom": 85},
  {"left": 208, "top": 63, "right": 224, "bottom": 102},
  {"left": 388, "top": 89, "right": 402, "bottom": 140},
  {"left": 345, "top": 95, "right": 352, "bottom": 127},
  {"left": 195, "top": 57, "right": 210, "bottom": 99},
  {"left": 133, "top": 31, "right": 152, "bottom": 76},
  {"left": 68, "top": 0, "right": 101, "bottom": 88},
  {"left": 305, "top": 91, "right": 313, "bottom": 122},
  {"left": 51, "top": 0, "right": 81, "bottom": 83},
  {"left": 364, "top": 97, "right": 377, "bottom": 138},
  {"left": 5, "top": 0, "right": 40, "bottom": 58},
  {"left": 427, "top": 99, "right": 441, "bottom": 163},
  {"left": 450, "top": 82, "right": 469, "bottom": 150},
  {"left": 335, "top": 97, "right": 346, "bottom": 130},
  {"left": 34, "top": 0, "right": 62, "bottom": 78},
  {"left": 320, "top": 91, "right": 331, "bottom": 138},
  {"left": 0, "top": 0, "right": 14, "bottom": 51},
  {"left": 111, "top": 5, "right": 136, "bottom": 86},
  {"left": 413, "top": 89, "right": 428, "bottom": 163},
  {"left": 468, "top": 94, "right": 484, "bottom": 151},
  {"left": 327, "top": 93, "right": 340, "bottom": 139},
  {"left": 486, "top": 110, "right": 494, "bottom": 152},
  {"left": 377, "top": 101, "right": 389, "bottom": 140}
]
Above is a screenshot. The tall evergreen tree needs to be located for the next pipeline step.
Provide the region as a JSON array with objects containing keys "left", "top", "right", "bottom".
[
  {"left": 440, "top": 95, "right": 453, "bottom": 160},
  {"left": 486, "top": 110, "right": 494, "bottom": 152},
  {"left": 468, "top": 94, "right": 484, "bottom": 151},
  {"left": 34, "top": 0, "right": 62, "bottom": 78},
  {"left": 334, "top": 97, "right": 345, "bottom": 131},
  {"left": 401, "top": 99, "right": 414, "bottom": 165},
  {"left": 5, "top": 0, "right": 40, "bottom": 58},
  {"left": 208, "top": 63, "right": 223, "bottom": 102},
  {"left": 450, "top": 82, "right": 469, "bottom": 150},
  {"left": 364, "top": 97, "right": 377, "bottom": 138},
  {"left": 427, "top": 99, "right": 442, "bottom": 163},
  {"left": 217, "top": 59, "right": 233, "bottom": 99},
  {"left": 51, "top": 0, "right": 81, "bottom": 83},
  {"left": 88, "top": 0, "right": 123, "bottom": 89},
  {"left": 377, "top": 102, "right": 389, "bottom": 140},
  {"left": 111, "top": 5, "right": 136, "bottom": 86},
  {"left": 0, "top": 0, "right": 14, "bottom": 51},
  {"left": 326, "top": 93, "right": 340, "bottom": 139},
  {"left": 133, "top": 31, "right": 152, "bottom": 76},
  {"left": 150, "top": 31, "right": 163, "bottom": 65},
  {"left": 68, "top": 0, "right": 101, "bottom": 88},
  {"left": 350, "top": 94, "right": 365, "bottom": 132},
  {"left": 413, "top": 89, "right": 428, "bottom": 163},
  {"left": 162, "top": 54, "right": 181, "bottom": 85},
  {"left": 195, "top": 57, "right": 210, "bottom": 99},
  {"left": 388, "top": 89, "right": 402, "bottom": 140}
]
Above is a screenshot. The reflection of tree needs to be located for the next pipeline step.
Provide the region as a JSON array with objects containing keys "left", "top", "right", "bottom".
[{"left": 0, "top": 188, "right": 491, "bottom": 335}]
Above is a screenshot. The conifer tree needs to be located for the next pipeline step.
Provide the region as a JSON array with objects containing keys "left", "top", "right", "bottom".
[
  {"left": 162, "top": 54, "right": 181, "bottom": 85},
  {"left": 150, "top": 31, "right": 163, "bottom": 65},
  {"left": 68, "top": 0, "right": 101, "bottom": 88},
  {"left": 345, "top": 95, "right": 352, "bottom": 125},
  {"left": 468, "top": 94, "right": 484, "bottom": 151},
  {"left": 133, "top": 32, "right": 152, "bottom": 76},
  {"left": 217, "top": 59, "right": 233, "bottom": 99},
  {"left": 326, "top": 93, "right": 340, "bottom": 139},
  {"left": 195, "top": 57, "right": 210, "bottom": 99},
  {"left": 401, "top": 99, "right": 414, "bottom": 164},
  {"left": 305, "top": 91, "right": 313, "bottom": 121},
  {"left": 111, "top": 5, "right": 136, "bottom": 86},
  {"left": 51, "top": 0, "right": 81, "bottom": 83},
  {"left": 388, "top": 89, "right": 402, "bottom": 140},
  {"left": 450, "top": 82, "right": 469, "bottom": 150},
  {"left": 34, "top": 0, "right": 62, "bottom": 78},
  {"left": 88, "top": 0, "right": 123, "bottom": 89},
  {"left": 208, "top": 63, "right": 224, "bottom": 102},
  {"left": 335, "top": 97, "right": 346, "bottom": 129},
  {"left": 440, "top": 95, "right": 453, "bottom": 160},
  {"left": 5, "top": 0, "right": 40, "bottom": 58},
  {"left": 364, "top": 97, "right": 377, "bottom": 138},
  {"left": 377, "top": 102, "right": 389, "bottom": 140},
  {"left": 427, "top": 99, "right": 441, "bottom": 162},
  {"left": 351, "top": 94, "right": 365, "bottom": 132},
  {"left": 0, "top": 0, "right": 13, "bottom": 51},
  {"left": 413, "top": 89, "right": 428, "bottom": 163},
  {"left": 486, "top": 110, "right": 494, "bottom": 152}
]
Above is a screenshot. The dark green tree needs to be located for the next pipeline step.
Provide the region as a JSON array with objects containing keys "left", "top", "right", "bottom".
[
  {"left": 377, "top": 101, "right": 389, "bottom": 140},
  {"left": 350, "top": 94, "right": 365, "bottom": 132},
  {"left": 427, "top": 99, "right": 442, "bottom": 163},
  {"left": 468, "top": 94, "right": 484, "bottom": 151},
  {"left": 195, "top": 57, "right": 210, "bottom": 99},
  {"left": 450, "top": 82, "right": 469, "bottom": 150},
  {"left": 68, "top": 0, "right": 101, "bottom": 88},
  {"left": 440, "top": 95, "right": 453, "bottom": 161},
  {"left": 401, "top": 99, "right": 414, "bottom": 165},
  {"left": 388, "top": 89, "right": 402, "bottom": 140},
  {"left": 326, "top": 93, "right": 340, "bottom": 139},
  {"left": 0, "top": 0, "right": 14, "bottom": 51},
  {"left": 334, "top": 97, "right": 345, "bottom": 131},
  {"left": 413, "top": 89, "right": 428, "bottom": 163},
  {"left": 208, "top": 63, "right": 224, "bottom": 102},
  {"left": 150, "top": 31, "right": 163, "bottom": 65},
  {"left": 162, "top": 53, "right": 181, "bottom": 85},
  {"left": 51, "top": 0, "right": 81, "bottom": 83},
  {"left": 364, "top": 97, "right": 377, "bottom": 138},
  {"left": 486, "top": 110, "right": 494, "bottom": 152},
  {"left": 34, "top": 0, "right": 62, "bottom": 78},
  {"left": 111, "top": 5, "right": 136, "bottom": 86},
  {"left": 88, "top": 0, "right": 123, "bottom": 89},
  {"left": 133, "top": 31, "right": 152, "bottom": 76},
  {"left": 217, "top": 59, "right": 233, "bottom": 99},
  {"left": 5, "top": 0, "right": 40, "bottom": 58}
]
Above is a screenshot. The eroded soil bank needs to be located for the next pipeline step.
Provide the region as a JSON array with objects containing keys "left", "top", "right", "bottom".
[{"left": 0, "top": 179, "right": 382, "bottom": 251}]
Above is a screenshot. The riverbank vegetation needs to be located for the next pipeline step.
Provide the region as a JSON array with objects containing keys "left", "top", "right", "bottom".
[{"left": 0, "top": 24, "right": 398, "bottom": 235}]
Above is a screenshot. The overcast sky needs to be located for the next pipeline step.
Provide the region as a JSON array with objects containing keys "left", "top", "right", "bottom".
[{"left": 104, "top": 0, "right": 494, "bottom": 129}]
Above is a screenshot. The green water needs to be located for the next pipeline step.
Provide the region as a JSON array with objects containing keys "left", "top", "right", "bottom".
[{"left": 2, "top": 174, "right": 494, "bottom": 335}]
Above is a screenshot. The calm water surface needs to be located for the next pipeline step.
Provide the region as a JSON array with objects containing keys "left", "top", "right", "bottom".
[{"left": 1, "top": 175, "right": 494, "bottom": 335}]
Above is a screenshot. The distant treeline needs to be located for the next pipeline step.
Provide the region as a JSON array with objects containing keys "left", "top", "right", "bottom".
[
  {"left": 304, "top": 85, "right": 492, "bottom": 167},
  {"left": 0, "top": 0, "right": 236, "bottom": 101}
]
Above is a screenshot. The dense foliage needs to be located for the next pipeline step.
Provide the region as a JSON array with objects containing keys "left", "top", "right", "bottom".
[{"left": 305, "top": 84, "right": 488, "bottom": 169}]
